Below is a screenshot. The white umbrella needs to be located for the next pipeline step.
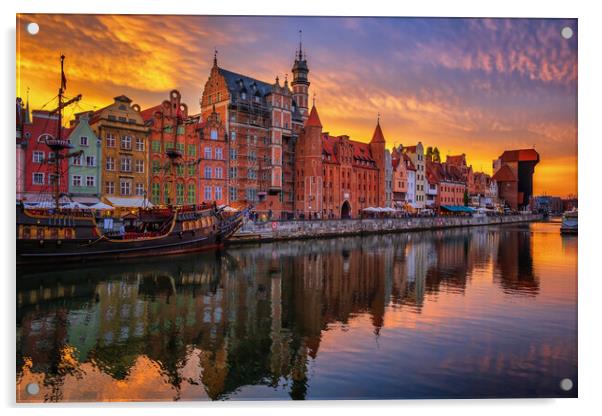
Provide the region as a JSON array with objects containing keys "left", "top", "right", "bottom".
[{"left": 362, "top": 207, "right": 377, "bottom": 212}]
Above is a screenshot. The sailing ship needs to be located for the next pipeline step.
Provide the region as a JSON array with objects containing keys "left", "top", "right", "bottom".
[{"left": 17, "top": 56, "right": 245, "bottom": 265}]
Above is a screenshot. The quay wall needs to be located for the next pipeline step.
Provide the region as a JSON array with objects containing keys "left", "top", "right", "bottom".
[{"left": 228, "top": 214, "right": 543, "bottom": 244}]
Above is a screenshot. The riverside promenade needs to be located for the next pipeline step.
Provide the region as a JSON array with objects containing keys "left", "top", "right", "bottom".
[{"left": 228, "top": 213, "right": 543, "bottom": 244}]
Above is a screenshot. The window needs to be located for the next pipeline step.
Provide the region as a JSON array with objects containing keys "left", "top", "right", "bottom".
[
  {"left": 135, "top": 137, "right": 144, "bottom": 151},
  {"left": 80, "top": 136, "right": 88, "bottom": 146},
  {"left": 204, "top": 186, "right": 212, "bottom": 201},
  {"left": 204, "top": 166, "right": 212, "bottom": 179},
  {"left": 106, "top": 181, "right": 115, "bottom": 194},
  {"left": 136, "top": 183, "right": 144, "bottom": 196},
  {"left": 135, "top": 160, "right": 144, "bottom": 173},
  {"left": 151, "top": 183, "right": 160, "bottom": 204},
  {"left": 72, "top": 175, "right": 82, "bottom": 187},
  {"left": 121, "top": 136, "right": 132, "bottom": 150},
  {"left": 215, "top": 148, "right": 223, "bottom": 160},
  {"left": 72, "top": 154, "right": 82, "bottom": 166},
  {"left": 32, "top": 151, "right": 44, "bottom": 163},
  {"left": 106, "top": 157, "right": 115, "bottom": 171},
  {"left": 152, "top": 160, "right": 161, "bottom": 173},
  {"left": 229, "top": 167, "right": 237, "bottom": 179},
  {"left": 120, "top": 156, "right": 131, "bottom": 172},
  {"left": 210, "top": 129, "right": 218, "bottom": 140},
  {"left": 215, "top": 167, "right": 223, "bottom": 179},
  {"left": 230, "top": 148, "right": 237, "bottom": 160},
  {"left": 120, "top": 179, "right": 131, "bottom": 196},
  {"left": 187, "top": 184, "right": 195, "bottom": 204},
  {"left": 176, "top": 142, "right": 185, "bottom": 152},
  {"left": 86, "top": 156, "right": 96, "bottom": 167},
  {"left": 229, "top": 186, "right": 237, "bottom": 201},
  {"left": 187, "top": 144, "right": 196, "bottom": 156},
  {"left": 176, "top": 164, "right": 184, "bottom": 176},
  {"left": 48, "top": 174, "right": 59, "bottom": 185},
  {"left": 187, "top": 164, "right": 195, "bottom": 176},
  {"left": 86, "top": 176, "right": 95, "bottom": 187},
  {"left": 176, "top": 183, "right": 184, "bottom": 205},
  {"left": 204, "top": 147, "right": 212, "bottom": 159},
  {"left": 151, "top": 140, "right": 161, "bottom": 152},
  {"left": 230, "top": 131, "right": 236, "bottom": 141},
  {"left": 106, "top": 134, "right": 116, "bottom": 148},
  {"left": 164, "top": 183, "right": 170, "bottom": 204},
  {"left": 215, "top": 186, "right": 222, "bottom": 200}
]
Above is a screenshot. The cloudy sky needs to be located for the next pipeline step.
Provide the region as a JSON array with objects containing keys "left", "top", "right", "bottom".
[{"left": 16, "top": 14, "right": 577, "bottom": 196}]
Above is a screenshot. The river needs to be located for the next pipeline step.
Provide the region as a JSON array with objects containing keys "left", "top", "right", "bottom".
[{"left": 16, "top": 220, "right": 577, "bottom": 401}]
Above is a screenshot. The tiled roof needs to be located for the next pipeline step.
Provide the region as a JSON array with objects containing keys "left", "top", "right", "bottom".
[
  {"left": 306, "top": 106, "right": 322, "bottom": 128},
  {"left": 140, "top": 104, "right": 162, "bottom": 122},
  {"left": 492, "top": 165, "right": 517, "bottom": 182},
  {"left": 218, "top": 68, "right": 273, "bottom": 98},
  {"left": 499, "top": 149, "right": 539, "bottom": 163},
  {"left": 370, "top": 122, "right": 386, "bottom": 143},
  {"left": 403, "top": 153, "right": 416, "bottom": 171}
]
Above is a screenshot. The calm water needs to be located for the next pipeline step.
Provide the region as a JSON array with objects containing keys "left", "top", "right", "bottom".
[{"left": 16, "top": 221, "right": 577, "bottom": 402}]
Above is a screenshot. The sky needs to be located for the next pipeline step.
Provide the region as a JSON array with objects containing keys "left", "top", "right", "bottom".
[{"left": 16, "top": 14, "right": 577, "bottom": 197}]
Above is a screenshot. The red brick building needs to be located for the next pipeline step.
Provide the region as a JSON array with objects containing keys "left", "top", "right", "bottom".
[
  {"left": 198, "top": 108, "right": 229, "bottom": 206},
  {"left": 199, "top": 46, "right": 308, "bottom": 218},
  {"left": 142, "top": 90, "right": 200, "bottom": 205},
  {"left": 294, "top": 106, "right": 387, "bottom": 219},
  {"left": 20, "top": 110, "right": 71, "bottom": 203},
  {"left": 492, "top": 149, "right": 539, "bottom": 210},
  {"left": 425, "top": 161, "right": 467, "bottom": 207}
]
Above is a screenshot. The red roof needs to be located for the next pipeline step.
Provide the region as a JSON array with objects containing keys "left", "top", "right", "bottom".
[
  {"left": 492, "top": 165, "right": 516, "bottom": 182},
  {"left": 140, "top": 104, "right": 162, "bottom": 122},
  {"left": 370, "top": 122, "right": 386, "bottom": 144},
  {"left": 322, "top": 134, "right": 339, "bottom": 164},
  {"left": 403, "top": 145, "right": 417, "bottom": 154},
  {"left": 499, "top": 149, "right": 539, "bottom": 163},
  {"left": 403, "top": 153, "right": 416, "bottom": 171},
  {"left": 321, "top": 133, "right": 377, "bottom": 166},
  {"left": 446, "top": 154, "right": 466, "bottom": 166},
  {"left": 306, "top": 105, "right": 322, "bottom": 128}
]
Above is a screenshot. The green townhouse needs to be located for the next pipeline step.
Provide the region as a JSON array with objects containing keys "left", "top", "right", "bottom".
[{"left": 68, "top": 114, "right": 102, "bottom": 204}]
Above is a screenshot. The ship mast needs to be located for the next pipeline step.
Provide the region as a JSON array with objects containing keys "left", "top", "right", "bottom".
[{"left": 46, "top": 55, "right": 81, "bottom": 209}]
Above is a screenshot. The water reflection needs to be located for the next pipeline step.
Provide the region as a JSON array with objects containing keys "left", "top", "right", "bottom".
[{"left": 16, "top": 222, "right": 577, "bottom": 401}]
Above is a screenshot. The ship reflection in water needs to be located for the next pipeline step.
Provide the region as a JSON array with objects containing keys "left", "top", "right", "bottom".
[{"left": 16, "top": 221, "right": 577, "bottom": 401}]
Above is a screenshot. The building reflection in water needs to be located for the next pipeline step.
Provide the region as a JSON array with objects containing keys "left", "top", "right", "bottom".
[{"left": 16, "top": 224, "right": 545, "bottom": 402}]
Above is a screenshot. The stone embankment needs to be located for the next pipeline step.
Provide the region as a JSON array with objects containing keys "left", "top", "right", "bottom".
[{"left": 228, "top": 214, "right": 542, "bottom": 244}]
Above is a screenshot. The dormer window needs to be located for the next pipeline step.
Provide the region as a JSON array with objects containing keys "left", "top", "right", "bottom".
[{"left": 241, "top": 92, "right": 246, "bottom": 100}]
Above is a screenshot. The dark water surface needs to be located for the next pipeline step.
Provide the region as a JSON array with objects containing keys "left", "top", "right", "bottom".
[{"left": 16, "top": 221, "right": 577, "bottom": 401}]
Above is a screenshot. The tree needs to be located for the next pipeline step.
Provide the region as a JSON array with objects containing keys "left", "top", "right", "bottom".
[
  {"left": 425, "top": 146, "right": 433, "bottom": 161},
  {"left": 463, "top": 190, "right": 469, "bottom": 206},
  {"left": 433, "top": 147, "right": 441, "bottom": 162}
]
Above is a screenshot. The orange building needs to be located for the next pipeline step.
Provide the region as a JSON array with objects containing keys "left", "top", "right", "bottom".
[
  {"left": 294, "top": 106, "right": 386, "bottom": 219},
  {"left": 142, "top": 90, "right": 200, "bottom": 205},
  {"left": 426, "top": 161, "right": 466, "bottom": 207}
]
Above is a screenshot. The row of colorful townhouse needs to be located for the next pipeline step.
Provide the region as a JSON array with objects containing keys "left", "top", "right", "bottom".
[
  {"left": 15, "top": 41, "right": 538, "bottom": 214},
  {"left": 16, "top": 91, "right": 230, "bottom": 209}
]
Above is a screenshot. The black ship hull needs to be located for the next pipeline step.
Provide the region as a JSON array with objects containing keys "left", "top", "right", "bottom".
[{"left": 16, "top": 204, "right": 244, "bottom": 266}]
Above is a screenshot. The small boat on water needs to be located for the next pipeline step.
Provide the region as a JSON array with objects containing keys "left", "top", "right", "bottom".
[{"left": 560, "top": 209, "right": 578, "bottom": 234}]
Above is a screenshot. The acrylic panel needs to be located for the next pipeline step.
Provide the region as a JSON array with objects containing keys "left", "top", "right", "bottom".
[{"left": 16, "top": 14, "right": 578, "bottom": 402}]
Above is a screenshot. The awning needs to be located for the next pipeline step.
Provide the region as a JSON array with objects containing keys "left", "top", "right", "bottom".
[
  {"left": 71, "top": 196, "right": 101, "bottom": 204},
  {"left": 89, "top": 202, "right": 114, "bottom": 210},
  {"left": 440, "top": 205, "right": 476, "bottom": 213},
  {"left": 105, "top": 197, "right": 154, "bottom": 208}
]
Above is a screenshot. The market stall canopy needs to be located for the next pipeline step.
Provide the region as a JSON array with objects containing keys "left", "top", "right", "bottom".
[
  {"left": 440, "top": 205, "right": 476, "bottom": 213},
  {"left": 105, "top": 197, "right": 154, "bottom": 208},
  {"left": 89, "top": 202, "right": 114, "bottom": 210}
]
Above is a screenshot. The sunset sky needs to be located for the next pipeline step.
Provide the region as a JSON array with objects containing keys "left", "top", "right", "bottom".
[{"left": 16, "top": 14, "right": 577, "bottom": 197}]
